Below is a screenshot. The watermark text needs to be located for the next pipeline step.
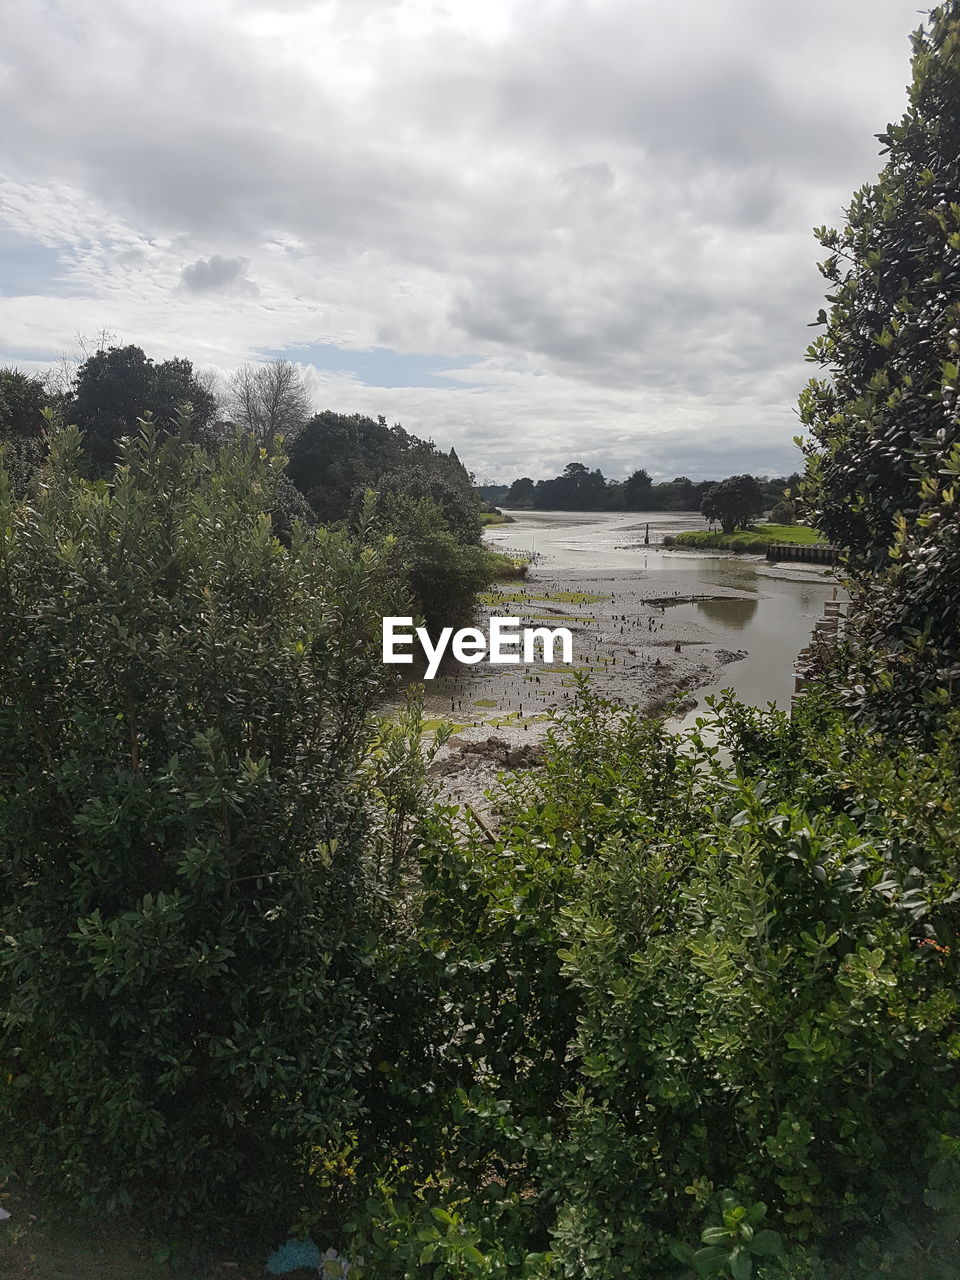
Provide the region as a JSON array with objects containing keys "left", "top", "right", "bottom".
[{"left": 382, "top": 616, "right": 573, "bottom": 679}]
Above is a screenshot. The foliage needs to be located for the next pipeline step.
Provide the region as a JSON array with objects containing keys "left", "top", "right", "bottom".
[
  {"left": 701, "top": 474, "right": 766, "bottom": 533},
  {"left": 769, "top": 499, "right": 796, "bottom": 525},
  {"left": 69, "top": 344, "right": 217, "bottom": 473},
  {"left": 345, "top": 684, "right": 960, "bottom": 1278},
  {"left": 498, "top": 469, "right": 799, "bottom": 513},
  {"left": 0, "top": 418, "right": 404, "bottom": 1237},
  {"left": 622, "top": 466, "right": 654, "bottom": 509},
  {"left": 0, "top": 367, "right": 51, "bottom": 495},
  {"left": 287, "top": 411, "right": 478, "bottom": 539},
  {"left": 371, "top": 486, "right": 494, "bottom": 630},
  {"left": 798, "top": 2, "right": 960, "bottom": 725}
]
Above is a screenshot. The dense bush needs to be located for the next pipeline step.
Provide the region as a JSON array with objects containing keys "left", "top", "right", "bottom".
[
  {"left": 0, "top": 418, "right": 405, "bottom": 1235},
  {"left": 69, "top": 344, "right": 217, "bottom": 473},
  {"left": 0, "top": 367, "right": 51, "bottom": 495},
  {"left": 799, "top": 1, "right": 960, "bottom": 727},
  {"left": 345, "top": 685, "right": 960, "bottom": 1279},
  {"left": 769, "top": 499, "right": 796, "bottom": 525},
  {"left": 370, "top": 485, "right": 494, "bottom": 630}
]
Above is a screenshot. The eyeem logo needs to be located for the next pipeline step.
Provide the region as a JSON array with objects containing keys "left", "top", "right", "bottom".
[{"left": 382, "top": 616, "right": 573, "bottom": 679}]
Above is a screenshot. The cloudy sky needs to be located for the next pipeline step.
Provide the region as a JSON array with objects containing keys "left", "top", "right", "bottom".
[{"left": 0, "top": 0, "right": 927, "bottom": 482}]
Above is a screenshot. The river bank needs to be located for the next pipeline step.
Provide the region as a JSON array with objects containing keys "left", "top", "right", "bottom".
[{"left": 413, "top": 510, "right": 841, "bottom": 815}]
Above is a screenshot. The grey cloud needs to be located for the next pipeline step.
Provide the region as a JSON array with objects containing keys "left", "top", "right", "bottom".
[
  {"left": 0, "top": 0, "right": 924, "bottom": 479},
  {"left": 180, "top": 254, "right": 255, "bottom": 293}
]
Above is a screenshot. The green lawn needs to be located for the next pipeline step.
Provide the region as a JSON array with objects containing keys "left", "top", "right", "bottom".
[
  {"left": 671, "top": 523, "right": 825, "bottom": 552},
  {"left": 480, "top": 510, "right": 515, "bottom": 525}
]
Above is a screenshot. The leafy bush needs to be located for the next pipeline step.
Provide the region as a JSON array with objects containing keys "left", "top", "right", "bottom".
[
  {"left": 0, "top": 367, "right": 51, "bottom": 495},
  {"left": 798, "top": 2, "right": 960, "bottom": 727},
  {"left": 371, "top": 487, "right": 495, "bottom": 630},
  {"left": 346, "top": 685, "right": 960, "bottom": 1278},
  {"left": 0, "top": 418, "right": 403, "bottom": 1235},
  {"left": 769, "top": 499, "right": 796, "bottom": 525}
]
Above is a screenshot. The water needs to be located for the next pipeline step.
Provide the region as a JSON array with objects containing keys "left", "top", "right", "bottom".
[{"left": 485, "top": 510, "right": 839, "bottom": 719}]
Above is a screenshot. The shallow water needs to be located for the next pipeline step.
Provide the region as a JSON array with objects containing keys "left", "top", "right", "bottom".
[{"left": 485, "top": 509, "right": 841, "bottom": 719}]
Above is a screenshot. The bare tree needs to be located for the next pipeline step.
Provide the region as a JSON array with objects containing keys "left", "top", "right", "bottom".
[
  {"left": 43, "top": 328, "right": 118, "bottom": 404},
  {"left": 226, "top": 357, "right": 313, "bottom": 451},
  {"left": 191, "top": 365, "right": 226, "bottom": 420}
]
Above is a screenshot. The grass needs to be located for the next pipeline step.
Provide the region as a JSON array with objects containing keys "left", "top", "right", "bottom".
[
  {"left": 671, "top": 523, "right": 826, "bottom": 553},
  {"left": 421, "top": 718, "right": 469, "bottom": 735},
  {"left": 480, "top": 511, "right": 514, "bottom": 525},
  {"left": 481, "top": 550, "right": 528, "bottom": 580},
  {"left": 478, "top": 589, "right": 605, "bottom": 606},
  {"left": 486, "top": 712, "right": 550, "bottom": 728}
]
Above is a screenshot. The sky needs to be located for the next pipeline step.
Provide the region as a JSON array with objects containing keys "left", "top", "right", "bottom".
[{"left": 0, "top": 0, "right": 929, "bottom": 482}]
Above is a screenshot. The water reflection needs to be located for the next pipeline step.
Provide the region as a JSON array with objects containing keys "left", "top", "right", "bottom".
[{"left": 694, "top": 596, "right": 758, "bottom": 631}]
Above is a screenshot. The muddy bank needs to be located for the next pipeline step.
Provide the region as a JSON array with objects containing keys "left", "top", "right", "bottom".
[{"left": 415, "top": 566, "right": 753, "bottom": 815}]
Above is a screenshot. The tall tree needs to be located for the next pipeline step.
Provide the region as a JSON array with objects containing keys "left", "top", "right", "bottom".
[
  {"left": 226, "top": 357, "right": 312, "bottom": 451},
  {"left": 70, "top": 345, "right": 216, "bottom": 473},
  {"left": 504, "top": 476, "right": 535, "bottom": 507},
  {"left": 700, "top": 474, "right": 764, "bottom": 533},
  {"left": 799, "top": 1, "right": 960, "bottom": 724},
  {"left": 622, "top": 467, "right": 653, "bottom": 510}
]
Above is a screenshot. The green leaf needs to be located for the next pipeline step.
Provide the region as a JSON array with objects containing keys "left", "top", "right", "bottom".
[
  {"left": 729, "top": 1250, "right": 753, "bottom": 1280},
  {"left": 750, "top": 1230, "right": 785, "bottom": 1258},
  {"left": 692, "top": 1246, "right": 730, "bottom": 1276}
]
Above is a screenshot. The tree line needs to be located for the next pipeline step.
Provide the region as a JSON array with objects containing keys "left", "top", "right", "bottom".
[
  {"left": 480, "top": 462, "right": 800, "bottom": 514},
  {"left": 0, "top": 343, "right": 495, "bottom": 630}
]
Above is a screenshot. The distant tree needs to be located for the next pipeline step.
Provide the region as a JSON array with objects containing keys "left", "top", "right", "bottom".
[
  {"left": 701, "top": 474, "right": 764, "bottom": 533},
  {"left": 504, "top": 476, "right": 536, "bottom": 507},
  {"left": 769, "top": 499, "right": 796, "bottom": 525},
  {"left": 286, "top": 410, "right": 481, "bottom": 546},
  {"left": 227, "top": 357, "right": 312, "bottom": 452},
  {"left": 477, "top": 483, "right": 510, "bottom": 506},
  {"left": 534, "top": 462, "right": 607, "bottom": 510},
  {"left": 70, "top": 345, "right": 216, "bottom": 473},
  {"left": 622, "top": 467, "right": 653, "bottom": 510}
]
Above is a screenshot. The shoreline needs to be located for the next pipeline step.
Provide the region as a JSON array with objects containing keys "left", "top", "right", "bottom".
[{"left": 420, "top": 563, "right": 754, "bottom": 815}]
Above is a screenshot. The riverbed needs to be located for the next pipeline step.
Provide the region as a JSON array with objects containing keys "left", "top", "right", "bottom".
[{"left": 422, "top": 509, "right": 841, "bottom": 808}]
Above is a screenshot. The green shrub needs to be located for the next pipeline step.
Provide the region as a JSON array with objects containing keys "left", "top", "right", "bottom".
[
  {"left": 348, "top": 686, "right": 960, "bottom": 1278},
  {"left": 0, "top": 418, "right": 402, "bottom": 1235},
  {"left": 769, "top": 499, "right": 796, "bottom": 525}
]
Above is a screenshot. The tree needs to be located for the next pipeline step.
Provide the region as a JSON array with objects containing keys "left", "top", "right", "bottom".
[
  {"left": 70, "top": 344, "right": 216, "bottom": 473},
  {"left": 622, "top": 467, "right": 653, "bottom": 510},
  {"left": 0, "top": 368, "right": 50, "bottom": 494},
  {"left": 504, "top": 476, "right": 535, "bottom": 507},
  {"left": 287, "top": 410, "right": 482, "bottom": 544},
  {"left": 700, "top": 474, "right": 764, "bottom": 533},
  {"left": 226, "top": 357, "right": 312, "bottom": 451},
  {"left": 533, "top": 462, "right": 608, "bottom": 510},
  {"left": 798, "top": 1, "right": 960, "bottom": 724},
  {"left": 0, "top": 418, "right": 402, "bottom": 1231},
  {"left": 769, "top": 498, "right": 796, "bottom": 525}
]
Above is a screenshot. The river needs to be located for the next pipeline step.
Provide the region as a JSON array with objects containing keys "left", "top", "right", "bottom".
[
  {"left": 418, "top": 509, "right": 840, "bottom": 806},
  {"left": 484, "top": 509, "right": 840, "bottom": 725},
  {"left": 419, "top": 509, "right": 839, "bottom": 808}
]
